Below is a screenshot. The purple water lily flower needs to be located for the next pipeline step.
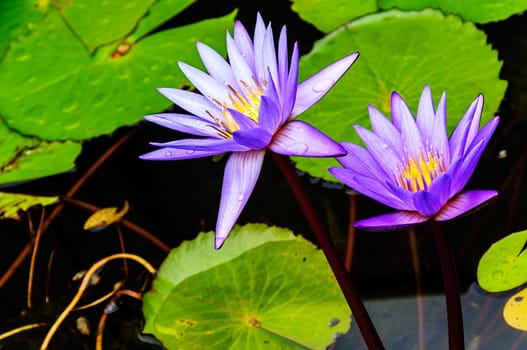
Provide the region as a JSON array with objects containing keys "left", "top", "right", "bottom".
[
  {"left": 329, "top": 85, "right": 499, "bottom": 230},
  {"left": 141, "top": 14, "right": 358, "bottom": 248}
]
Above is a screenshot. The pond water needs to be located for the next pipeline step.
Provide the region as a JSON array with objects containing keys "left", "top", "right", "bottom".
[{"left": 1, "top": 0, "right": 526, "bottom": 349}]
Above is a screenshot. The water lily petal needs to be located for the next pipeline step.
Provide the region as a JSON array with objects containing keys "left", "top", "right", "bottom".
[
  {"left": 430, "top": 92, "right": 450, "bottom": 164},
  {"left": 355, "top": 211, "right": 429, "bottom": 231},
  {"left": 151, "top": 138, "right": 248, "bottom": 152},
  {"left": 228, "top": 108, "right": 257, "bottom": 130},
  {"left": 233, "top": 20, "right": 255, "bottom": 71},
  {"left": 368, "top": 105, "right": 404, "bottom": 158},
  {"left": 270, "top": 120, "right": 345, "bottom": 157},
  {"left": 216, "top": 150, "right": 265, "bottom": 248},
  {"left": 338, "top": 142, "right": 389, "bottom": 181},
  {"left": 258, "top": 95, "right": 281, "bottom": 132},
  {"left": 233, "top": 128, "right": 273, "bottom": 149},
  {"left": 412, "top": 190, "right": 443, "bottom": 217},
  {"left": 277, "top": 26, "right": 289, "bottom": 96},
  {"left": 284, "top": 43, "right": 299, "bottom": 121},
  {"left": 139, "top": 147, "right": 224, "bottom": 161},
  {"left": 227, "top": 33, "right": 256, "bottom": 89},
  {"left": 156, "top": 88, "right": 221, "bottom": 121},
  {"left": 178, "top": 62, "right": 230, "bottom": 103},
  {"left": 392, "top": 92, "right": 425, "bottom": 157},
  {"left": 416, "top": 84, "right": 435, "bottom": 139},
  {"left": 354, "top": 125, "right": 402, "bottom": 176},
  {"left": 292, "top": 52, "right": 359, "bottom": 117},
  {"left": 262, "top": 23, "right": 279, "bottom": 88},
  {"left": 253, "top": 13, "right": 266, "bottom": 81},
  {"left": 197, "top": 41, "right": 240, "bottom": 92},
  {"left": 329, "top": 169, "right": 409, "bottom": 210},
  {"left": 435, "top": 190, "right": 497, "bottom": 221},
  {"left": 144, "top": 113, "right": 217, "bottom": 137},
  {"left": 449, "top": 94, "right": 483, "bottom": 159}
]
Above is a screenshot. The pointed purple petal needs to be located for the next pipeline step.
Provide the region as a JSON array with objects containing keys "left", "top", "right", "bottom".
[
  {"left": 430, "top": 91, "right": 450, "bottom": 164},
  {"left": 392, "top": 92, "right": 425, "bottom": 158},
  {"left": 216, "top": 150, "right": 265, "bottom": 248},
  {"left": 283, "top": 43, "right": 299, "bottom": 120},
  {"left": 435, "top": 190, "right": 497, "bottom": 221},
  {"left": 144, "top": 114, "right": 216, "bottom": 137},
  {"left": 277, "top": 26, "right": 289, "bottom": 95},
  {"left": 157, "top": 88, "right": 221, "bottom": 121},
  {"left": 233, "top": 128, "right": 272, "bottom": 149},
  {"left": 449, "top": 95, "right": 483, "bottom": 159},
  {"left": 269, "top": 120, "right": 345, "bottom": 157},
  {"left": 197, "top": 41, "right": 240, "bottom": 92},
  {"left": 228, "top": 108, "right": 257, "bottom": 130},
  {"left": 368, "top": 105, "right": 404, "bottom": 158},
  {"left": 329, "top": 169, "right": 410, "bottom": 210},
  {"left": 258, "top": 95, "right": 281, "bottom": 132},
  {"left": 178, "top": 62, "right": 230, "bottom": 102},
  {"left": 292, "top": 52, "right": 359, "bottom": 117},
  {"left": 354, "top": 125, "right": 402, "bottom": 177},
  {"left": 227, "top": 33, "right": 256, "bottom": 87},
  {"left": 450, "top": 116, "right": 498, "bottom": 194},
  {"left": 261, "top": 23, "right": 279, "bottom": 87},
  {"left": 139, "top": 147, "right": 224, "bottom": 161},
  {"left": 416, "top": 85, "right": 435, "bottom": 140},
  {"left": 151, "top": 138, "right": 248, "bottom": 152},
  {"left": 355, "top": 211, "right": 429, "bottom": 231},
  {"left": 412, "top": 190, "right": 443, "bottom": 217},
  {"left": 233, "top": 20, "right": 255, "bottom": 71},
  {"left": 338, "top": 142, "right": 389, "bottom": 181}
]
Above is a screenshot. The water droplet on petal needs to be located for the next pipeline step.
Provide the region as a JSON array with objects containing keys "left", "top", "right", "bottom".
[
  {"left": 164, "top": 151, "right": 172, "bottom": 157},
  {"left": 186, "top": 150, "right": 195, "bottom": 155},
  {"left": 289, "top": 143, "right": 308, "bottom": 155},
  {"left": 312, "top": 79, "right": 334, "bottom": 93},
  {"left": 237, "top": 193, "right": 244, "bottom": 201}
]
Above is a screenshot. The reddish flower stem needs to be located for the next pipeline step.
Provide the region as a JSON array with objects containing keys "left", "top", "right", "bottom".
[
  {"left": 432, "top": 222, "right": 464, "bottom": 349},
  {"left": 272, "top": 154, "right": 384, "bottom": 350}
]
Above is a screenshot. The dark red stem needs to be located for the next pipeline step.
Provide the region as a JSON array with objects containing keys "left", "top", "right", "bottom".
[
  {"left": 272, "top": 154, "right": 384, "bottom": 350},
  {"left": 432, "top": 222, "right": 465, "bottom": 349}
]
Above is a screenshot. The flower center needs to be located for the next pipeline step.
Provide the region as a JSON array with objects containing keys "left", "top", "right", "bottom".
[
  {"left": 210, "top": 77, "right": 267, "bottom": 138},
  {"left": 396, "top": 150, "right": 446, "bottom": 192}
]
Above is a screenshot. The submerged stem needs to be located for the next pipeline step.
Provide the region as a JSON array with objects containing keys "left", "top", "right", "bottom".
[
  {"left": 432, "top": 222, "right": 464, "bottom": 349},
  {"left": 272, "top": 154, "right": 384, "bottom": 350}
]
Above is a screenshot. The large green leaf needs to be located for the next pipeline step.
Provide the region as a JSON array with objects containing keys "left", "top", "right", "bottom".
[
  {"left": 291, "top": 0, "right": 377, "bottom": 33},
  {"left": 57, "top": 0, "right": 155, "bottom": 53},
  {"left": 128, "top": 0, "right": 197, "bottom": 41},
  {"left": 143, "top": 224, "right": 350, "bottom": 349},
  {"left": 0, "top": 118, "right": 37, "bottom": 167},
  {"left": 379, "top": 0, "right": 527, "bottom": 24},
  {"left": 0, "top": 140, "right": 81, "bottom": 185},
  {"left": 294, "top": 9, "right": 507, "bottom": 181},
  {"left": 477, "top": 230, "right": 527, "bottom": 293},
  {"left": 0, "top": 9, "right": 235, "bottom": 140},
  {"left": 0, "top": 192, "right": 57, "bottom": 220},
  {"left": 0, "top": 0, "right": 48, "bottom": 56}
]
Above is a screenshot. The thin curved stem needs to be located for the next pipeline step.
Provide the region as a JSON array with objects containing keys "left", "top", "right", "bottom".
[
  {"left": 272, "top": 154, "right": 384, "bottom": 350},
  {"left": 345, "top": 193, "right": 357, "bottom": 272},
  {"left": 40, "top": 253, "right": 156, "bottom": 350},
  {"left": 432, "top": 222, "right": 464, "bottom": 350}
]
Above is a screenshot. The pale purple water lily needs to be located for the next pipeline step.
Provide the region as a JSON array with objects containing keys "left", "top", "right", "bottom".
[
  {"left": 141, "top": 14, "right": 358, "bottom": 248},
  {"left": 329, "top": 85, "right": 499, "bottom": 230}
]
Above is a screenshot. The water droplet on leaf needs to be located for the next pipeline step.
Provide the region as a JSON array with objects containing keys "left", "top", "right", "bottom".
[{"left": 492, "top": 270, "right": 504, "bottom": 279}]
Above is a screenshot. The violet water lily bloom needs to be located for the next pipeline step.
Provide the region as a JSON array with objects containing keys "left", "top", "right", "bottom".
[
  {"left": 329, "top": 85, "right": 499, "bottom": 230},
  {"left": 141, "top": 14, "right": 358, "bottom": 248}
]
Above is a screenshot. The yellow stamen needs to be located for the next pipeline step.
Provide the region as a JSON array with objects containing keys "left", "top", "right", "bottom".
[
  {"left": 208, "top": 77, "right": 267, "bottom": 138},
  {"left": 397, "top": 150, "right": 445, "bottom": 192}
]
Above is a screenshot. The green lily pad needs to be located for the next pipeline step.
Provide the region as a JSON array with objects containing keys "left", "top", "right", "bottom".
[
  {"left": 57, "top": 0, "right": 155, "bottom": 53},
  {"left": 291, "top": 0, "right": 377, "bottom": 33},
  {"left": 294, "top": 9, "right": 507, "bottom": 181},
  {"left": 128, "top": 0, "right": 197, "bottom": 41},
  {"left": 379, "top": 0, "right": 527, "bottom": 24},
  {"left": 0, "top": 8, "right": 235, "bottom": 141},
  {"left": 0, "top": 140, "right": 81, "bottom": 186},
  {"left": 0, "top": 118, "right": 37, "bottom": 168},
  {"left": 0, "top": 192, "right": 58, "bottom": 220},
  {"left": 477, "top": 230, "right": 527, "bottom": 293},
  {"left": 0, "top": 0, "right": 48, "bottom": 56},
  {"left": 143, "top": 224, "right": 350, "bottom": 349}
]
